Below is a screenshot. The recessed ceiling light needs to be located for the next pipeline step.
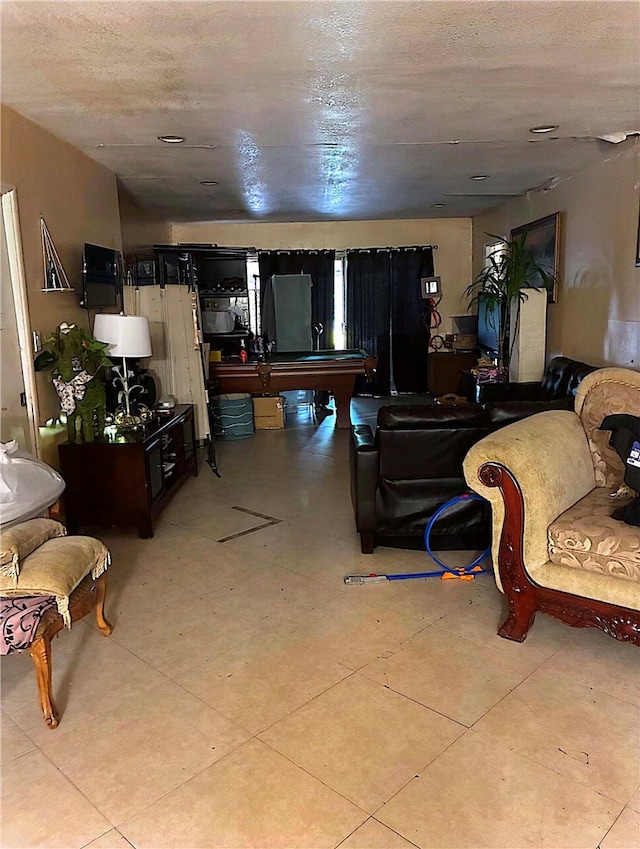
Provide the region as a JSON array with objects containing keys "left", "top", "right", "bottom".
[
  {"left": 529, "top": 125, "right": 558, "bottom": 134},
  {"left": 158, "top": 135, "right": 185, "bottom": 144},
  {"left": 431, "top": 203, "right": 446, "bottom": 208},
  {"left": 469, "top": 175, "right": 488, "bottom": 181},
  {"left": 199, "top": 180, "right": 219, "bottom": 186}
]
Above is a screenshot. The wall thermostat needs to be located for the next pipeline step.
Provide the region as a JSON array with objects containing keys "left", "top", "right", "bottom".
[{"left": 420, "top": 276, "right": 442, "bottom": 298}]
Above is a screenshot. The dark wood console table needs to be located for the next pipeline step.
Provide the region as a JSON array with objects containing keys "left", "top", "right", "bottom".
[
  {"left": 427, "top": 351, "right": 478, "bottom": 397},
  {"left": 58, "top": 404, "right": 197, "bottom": 538}
]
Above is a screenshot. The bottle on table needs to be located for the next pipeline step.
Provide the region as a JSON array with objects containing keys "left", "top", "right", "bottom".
[{"left": 239, "top": 339, "right": 248, "bottom": 363}]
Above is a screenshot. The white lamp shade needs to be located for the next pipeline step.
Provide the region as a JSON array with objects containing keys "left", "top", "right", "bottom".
[{"left": 93, "top": 314, "right": 152, "bottom": 358}]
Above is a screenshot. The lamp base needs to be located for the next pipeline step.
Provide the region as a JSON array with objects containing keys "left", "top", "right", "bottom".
[{"left": 114, "top": 404, "right": 153, "bottom": 431}]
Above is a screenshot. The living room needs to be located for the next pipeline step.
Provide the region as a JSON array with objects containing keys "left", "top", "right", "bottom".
[{"left": 1, "top": 2, "right": 639, "bottom": 848}]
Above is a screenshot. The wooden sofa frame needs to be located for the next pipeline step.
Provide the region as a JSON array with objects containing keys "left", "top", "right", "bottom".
[{"left": 479, "top": 462, "right": 640, "bottom": 645}]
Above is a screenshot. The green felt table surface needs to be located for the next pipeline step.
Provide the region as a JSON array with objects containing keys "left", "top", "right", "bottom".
[{"left": 259, "top": 349, "right": 368, "bottom": 363}]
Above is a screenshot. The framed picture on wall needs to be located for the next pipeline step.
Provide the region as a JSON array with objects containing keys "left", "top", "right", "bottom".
[{"left": 511, "top": 212, "right": 561, "bottom": 303}]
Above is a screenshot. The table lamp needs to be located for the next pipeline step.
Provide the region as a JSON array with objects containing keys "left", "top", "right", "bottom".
[{"left": 93, "top": 314, "right": 153, "bottom": 428}]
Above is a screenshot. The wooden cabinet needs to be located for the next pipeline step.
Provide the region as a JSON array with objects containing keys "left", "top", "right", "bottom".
[
  {"left": 58, "top": 405, "right": 197, "bottom": 539},
  {"left": 427, "top": 351, "right": 478, "bottom": 397}
]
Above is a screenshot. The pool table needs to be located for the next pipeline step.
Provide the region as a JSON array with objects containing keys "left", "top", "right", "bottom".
[{"left": 209, "top": 349, "right": 376, "bottom": 428}]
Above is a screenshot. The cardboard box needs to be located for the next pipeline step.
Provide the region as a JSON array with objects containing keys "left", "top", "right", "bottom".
[
  {"left": 253, "top": 395, "right": 285, "bottom": 429},
  {"left": 453, "top": 334, "right": 476, "bottom": 351},
  {"left": 255, "top": 412, "right": 285, "bottom": 429}
]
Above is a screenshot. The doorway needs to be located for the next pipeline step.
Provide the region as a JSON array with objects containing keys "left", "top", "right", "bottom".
[{"left": 1, "top": 188, "right": 39, "bottom": 455}]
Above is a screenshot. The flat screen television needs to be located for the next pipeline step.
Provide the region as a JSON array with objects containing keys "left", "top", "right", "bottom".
[
  {"left": 81, "top": 243, "right": 120, "bottom": 308},
  {"left": 476, "top": 294, "right": 501, "bottom": 358}
]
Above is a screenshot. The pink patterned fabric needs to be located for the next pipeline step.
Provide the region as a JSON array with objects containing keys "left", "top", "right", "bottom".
[{"left": 0, "top": 595, "right": 56, "bottom": 654}]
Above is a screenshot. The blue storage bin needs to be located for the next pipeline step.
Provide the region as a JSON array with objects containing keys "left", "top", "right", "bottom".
[{"left": 210, "top": 393, "right": 254, "bottom": 440}]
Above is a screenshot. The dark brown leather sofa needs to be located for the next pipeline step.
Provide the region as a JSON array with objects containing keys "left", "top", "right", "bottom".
[
  {"left": 350, "top": 356, "right": 599, "bottom": 554},
  {"left": 475, "top": 356, "right": 597, "bottom": 404}
]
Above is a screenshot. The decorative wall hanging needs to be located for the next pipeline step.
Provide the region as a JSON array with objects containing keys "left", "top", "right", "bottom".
[{"left": 40, "top": 218, "right": 73, "bottom": 293}]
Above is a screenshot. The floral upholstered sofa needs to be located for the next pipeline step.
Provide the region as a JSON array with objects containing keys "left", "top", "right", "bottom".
[{"left": 463, "top": 367, "right": 640, "bottom": 644}]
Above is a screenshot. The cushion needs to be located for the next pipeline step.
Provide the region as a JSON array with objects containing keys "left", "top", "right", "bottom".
[
  {"left": 0, "top": 536, "right": 110, "bottom": 626},
  {"left": 575, "top": 368, "right": 640, "bottom": 488},
  {"left": 548, "top": 487, "right": 640, "bottom": 585},
  {"left": 0, "top": 519, "right": 67, "bottom": 583}
]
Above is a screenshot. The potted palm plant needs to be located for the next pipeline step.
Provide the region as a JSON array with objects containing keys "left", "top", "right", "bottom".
[{"left": 464, "top": 233, "right": 556, "bottom": 376}]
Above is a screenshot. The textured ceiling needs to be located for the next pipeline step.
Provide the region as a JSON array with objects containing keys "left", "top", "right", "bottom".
[{"left": 2, "top": 1, "right": 639, "bottom": 223}]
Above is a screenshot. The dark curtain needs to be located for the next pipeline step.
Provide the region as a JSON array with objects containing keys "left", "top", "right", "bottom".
[
  {"left": 390, "top": 248, "right": 434, "bottom": 393},
  {"left": 346, "top": 247, "right": 434, "bottom": 396},
  {"left": 346, "top": 250, "right": 392, "bottom": 395},
  {"left": 258, "top": 250, "right": 335, "bottom": 348}
]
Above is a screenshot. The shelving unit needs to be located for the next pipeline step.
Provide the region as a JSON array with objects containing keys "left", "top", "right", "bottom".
[
  {"left": 199, "top": 286, "right": 251, "bottom": 358},
  {"left": 149, "top": 245, "right": 254, "bottom": 360}
]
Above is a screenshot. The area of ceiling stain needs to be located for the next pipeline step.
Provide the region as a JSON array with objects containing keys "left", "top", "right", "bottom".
[{"left": 1, "top": 0, "right": 638, "bottom": 222}]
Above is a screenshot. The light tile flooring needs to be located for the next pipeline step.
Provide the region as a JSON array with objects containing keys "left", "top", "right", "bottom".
[{"left": 2, "top": 411, "right": 639, "bottom": 849}]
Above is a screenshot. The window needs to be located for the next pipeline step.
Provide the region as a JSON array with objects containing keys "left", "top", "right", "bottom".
[
  {"left": 246, "top": 255, "right": 261, "bottom": 336},
  {"left": 246, "top": 252, "right": 346, "bottom": 349},
  {"left": 334, "top": 253, "right": 346, "bottom": 349}
]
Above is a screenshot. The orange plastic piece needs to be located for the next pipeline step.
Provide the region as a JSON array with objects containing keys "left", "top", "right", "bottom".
[{"left": 439, "top": 565, "right": 484, "bottom": 581}]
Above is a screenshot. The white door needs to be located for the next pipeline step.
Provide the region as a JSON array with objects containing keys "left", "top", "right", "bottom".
[{"left": 0, "top": 190, "right": 38, "bottom": 454}]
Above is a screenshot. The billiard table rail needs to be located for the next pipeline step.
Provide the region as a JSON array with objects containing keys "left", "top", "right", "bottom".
[{"left": 209, "top": 349, "right": 376, "bottom": 428}]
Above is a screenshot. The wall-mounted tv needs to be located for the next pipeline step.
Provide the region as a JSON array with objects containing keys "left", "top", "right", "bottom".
[
  {"left": 476, "top": 294, "right": 501, "bottom": 358},
  {"left": 81, "top": 243, "right": 120, "bottom": 308}
]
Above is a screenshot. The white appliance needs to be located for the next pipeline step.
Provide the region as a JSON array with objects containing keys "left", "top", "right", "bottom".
[{"left": 202, "top": 309, "right": 235, "bottom": 334}]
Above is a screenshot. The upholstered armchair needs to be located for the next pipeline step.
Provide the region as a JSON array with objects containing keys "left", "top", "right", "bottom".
[{"left": 463, "top": 367, "right": 640, "bottom": 644}]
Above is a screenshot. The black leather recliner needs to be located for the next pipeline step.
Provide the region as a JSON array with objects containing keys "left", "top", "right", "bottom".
[
  {"left": 351, "top": 356, "right": 600, "bottom": 554},
  {"left": 350, "top": 398, "right": 576, "bottom": 554}
]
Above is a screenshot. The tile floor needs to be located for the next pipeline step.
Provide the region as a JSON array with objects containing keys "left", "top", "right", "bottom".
[{"left": 1, "top": 408, "right": 639, "bottom": 849}]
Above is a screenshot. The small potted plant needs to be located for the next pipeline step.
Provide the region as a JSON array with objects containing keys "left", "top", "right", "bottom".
[
  {"left": 34, "top": 323, "right": 112, "bottom": 442},
  {"left": 464, "top": 233, "right": 556, "bottom": 376}
]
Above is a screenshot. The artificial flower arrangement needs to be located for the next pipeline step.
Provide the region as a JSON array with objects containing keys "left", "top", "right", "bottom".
[{"left": 34, "top": 323, "right": 112, "bottom": 442}]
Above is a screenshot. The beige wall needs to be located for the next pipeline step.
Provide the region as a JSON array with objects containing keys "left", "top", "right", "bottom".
[
  {"left": 473, "top": 140, "right": 640, "bottom": 368},
  {"left": 172, "top": 218, "right": 473, "bottom": 338},
  {"left": 1, "top": 104, "right": 123, "bottom": 424},
  {"left": 119, "top": 182, "right": 171, "bottom": 256}
]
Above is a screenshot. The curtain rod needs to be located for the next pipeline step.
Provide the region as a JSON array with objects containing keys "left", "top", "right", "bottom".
[
  {"left": 347, "top": 245, "right": 438, "bottom": 253},
  {"left": 257, "top": 249, "right": 334, "bottom": 255},
  {"left": 256, "top": 245, "right": 437, "bottom": 254}
]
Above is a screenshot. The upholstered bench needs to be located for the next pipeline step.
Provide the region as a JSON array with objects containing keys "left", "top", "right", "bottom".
[{"left": 0, "top": 519, "right": 112, "bottom": 727}]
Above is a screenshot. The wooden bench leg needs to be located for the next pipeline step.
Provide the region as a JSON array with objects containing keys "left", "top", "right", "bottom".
[
  {"left": 24, "top": 574, "right": 113, "bottom": 729},
  {"left": 27, "top": 635, "right": 59, "bottom": 729},
  {"left": 94, "top": 573, "right": 113, "bottom": 636}
]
